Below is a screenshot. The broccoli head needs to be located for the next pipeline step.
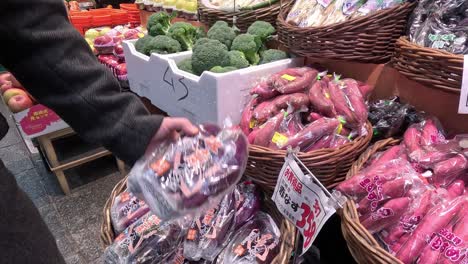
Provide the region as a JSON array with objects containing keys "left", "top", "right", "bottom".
[
  {"left": 191, "top": 39, "right": 230, "bottom": 75},
  {"left": 228, "top": 50, "right": 249, "bottom": 69},
  {"left": 147, "top": 12, "right": 174, "bottom": 36},
  {"left": 207, "top": 25, "right": 237, "bottom": 49},
  {"left": 259, "top": 49, "right": 288, "bottom": 64},
  {"left": 247, "top": 21, "right": 275, "bottom": 42},
  {"left": 210, "top": 66, "right": 237, "bottom": 73},
  {"left": 231, "top": 34, "right": 262, "bottom": 65},
  {"left": 135, "top": 35, "right": 154, "bottom": 55},
  {"left": 177, "top": 58, "right": 193, "bottom": 74},
  {"left": 146, "top": 35, "right": 182, "bottom": 54},
  {"left": 167, "top": 22, "right": 197, "bottom": 51},
  {"left": 211, "top": 21, "right": 229, "bottom": 29},
  {"left": 195, "top": 27, "right": 206, "bottom": 39}
]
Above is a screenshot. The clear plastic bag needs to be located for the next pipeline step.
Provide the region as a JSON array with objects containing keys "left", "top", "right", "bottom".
[
  {"left": 234, "top": 181, "right": 261, "bottom": 228},
  {"left": 218, "top": 212, "right": 281, "bottom": 264},
  {"left": 104, "top": 212, "right": 184, "bottom": 264},
  {"left": 111, "top": 190, "right": 150, "bottom": 234},
  {"left": 184, "top": 191, "right": 236, "bottom": 261},
  {"left": 127, "top": 124, "right": 248, "bottom": 220}
]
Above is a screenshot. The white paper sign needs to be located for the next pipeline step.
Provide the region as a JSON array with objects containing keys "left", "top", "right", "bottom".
[
  {"left": 272, "top": 155, "right": 336, "bottom": 254},
  {"left": 458, "top": 55, "right": 468, "bottom": 114}
]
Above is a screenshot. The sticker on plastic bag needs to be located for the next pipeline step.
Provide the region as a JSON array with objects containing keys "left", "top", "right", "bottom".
[
  {"left": 272, "top": 153, "right": 338, "bottom": 254},
  {"left": 458, "top": 55, "right": 468, "bottom": 114}
]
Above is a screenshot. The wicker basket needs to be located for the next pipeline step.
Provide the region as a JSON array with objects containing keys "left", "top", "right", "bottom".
[
  {"left": 100, "top": 176, "right": 296, "bottom": 264},
  {"left": 246, "top": 122, "right": 373, "bottom": 195},
  {"left": 198, "top": 0, "right": 294, "bottom": 32},
  {"left": 393, "top": 37, "right": 464, "bottom": 94},
  {"left": 340, "top": 138, "right": 402, "bottom": 264},
  {"left": 276, "top": 2, "right": 416, "bottom": 63}
]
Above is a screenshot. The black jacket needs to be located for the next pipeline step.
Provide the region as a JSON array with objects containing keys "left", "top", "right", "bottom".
[{"left": 0, "top": 0, "right": 163, "bottom": 166}]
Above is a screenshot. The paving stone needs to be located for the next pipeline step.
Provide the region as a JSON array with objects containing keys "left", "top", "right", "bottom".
[
  {"left": 15, "top": 168, "right": 49, "bottom": 207},
  {"left": 0, "top": 143, "right": 34, "bottom": 175}
]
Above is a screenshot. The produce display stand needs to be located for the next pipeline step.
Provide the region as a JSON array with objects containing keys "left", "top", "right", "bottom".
[
  {"left": 340, "top": 138, "right": 401, "bottom": 264},
  {"left": 100, "top": 176, "right": 296, "bottom": 264},
  {"left": 393, "top": 36, "right": 464, "bottom": 94},
  {"left": 197, "top": 0, "right": 294, "bottom": 32},
  {"left": 36, "top": 127, "right": 126, "bottom": 195},
  {"left": 276, "top": 2, "right": 416, "bottom": 63}
]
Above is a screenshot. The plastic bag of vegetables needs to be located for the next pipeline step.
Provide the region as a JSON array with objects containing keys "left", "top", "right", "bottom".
[
  {"left": 111, "top": 190, "right": 150, "bottom": 234},
  {"left": 217, "top": 212, "right": 281, "bottom": 263},
  {"left": 127, "top": 123, "right": 248, "bottom": 220},
  {"left": 104, "top": 212, "right": 185, "bottom": 264}
]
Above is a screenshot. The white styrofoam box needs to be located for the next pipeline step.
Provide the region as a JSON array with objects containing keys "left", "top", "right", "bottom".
[{"left": 123, "top": 40, "right": 304, "bottom": 125}]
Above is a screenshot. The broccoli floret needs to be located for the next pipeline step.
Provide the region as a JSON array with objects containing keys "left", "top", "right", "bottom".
[
  {"left": 167, "top": 22, "right": 197, "bottom": 51},
  {"left": 247, "top": 21, "right": 275, "bottom": 43},
  {"left": 192, "top": 39, "right": 230, "bottom": 75},
  {"left": 210, "top": 66, "right": 237, "bottom": 73},
  {"left": 259, "top": 49, "right": 288, "bottom": 64},
  {"left": 228, "top": 50, "right": 249, "bottom": 69},
  {"left": 177, "top": 58, "right": 193, "bottom": 73},
  {"left": 231, "top": 34, "right": 262, "bottom": 65},
  {"left": 195, "top": 27, "right": 206, "bottom": 39},
  {"left": 211, "top": 21, "right": 229, "bottom": 29},
  {"left": 147, "top": 12, "right": 174, "bottom": 36},
  {"left": 207, "top": 25, "right": 237, "bottom": 49},
  {"left": 145, "top": 35, "right": 182, "bottom": 54},
  {"left": 135, "top": 35, "right": 154, "bottom": 55}
]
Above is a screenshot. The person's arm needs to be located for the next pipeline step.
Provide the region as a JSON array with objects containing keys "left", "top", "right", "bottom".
[{"left": 0, "top": 0, "right": 162, "bottom": 165}]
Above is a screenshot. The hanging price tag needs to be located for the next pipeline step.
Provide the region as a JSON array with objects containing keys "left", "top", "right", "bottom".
[
  {"left": 272, "top": 153, "right": 340, "bottom": 254},
  {"left": 458, "top": 55, "right": 468, "bottom": 114}
]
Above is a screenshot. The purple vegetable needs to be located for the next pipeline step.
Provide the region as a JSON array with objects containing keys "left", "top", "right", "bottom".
[
  {"left": 184, "top": 192, "right": 236, "bottom": 261},
  {"left": 128, "top": 125, "right": 248, "bottom": 220},
  {"left": 104, "top": 212, "right": 183, "bottom": 264},
  {"left": 111, "top": 191, "right": 150, "bottom": 234},
  {"left": 219, "top": 212, "right": 281, "bottom": 264},
  {"left": 234, "top": 181, "right": 261, "bottom": 228}
]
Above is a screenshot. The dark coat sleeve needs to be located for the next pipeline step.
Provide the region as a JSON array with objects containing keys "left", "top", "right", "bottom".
[{"left": 0, "top": 0, "right": 163, "bottom": 165}]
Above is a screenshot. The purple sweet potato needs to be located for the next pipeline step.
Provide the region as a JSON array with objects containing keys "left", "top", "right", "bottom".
[
  {"left": 252, "top": 93, "right": 309, "bottom": 123},
  {"left": 234, "top": 181, "right": 261, "bottom": 228}
]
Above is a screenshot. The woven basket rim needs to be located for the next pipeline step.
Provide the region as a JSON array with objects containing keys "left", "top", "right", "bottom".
[
  {"left": 396, "top": 36, "right": 464, "bottom": 60},
  {"left": 100, "top": 177, "right": 296, "bottom": 263},
  {"left": 340, "top": 138, "right": 403, "bottom": 264},
  {"left": 277, "top": 1, "right": 415, "bottom": 34},
  {"left": 198, "top": 0, "right": 291, "bottom": 15}
]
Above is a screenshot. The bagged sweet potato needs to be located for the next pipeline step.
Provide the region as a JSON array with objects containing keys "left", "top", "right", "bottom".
[
  {"left": 240, "top": 97, "right": 260, "bottom": 135},
  {"left": 271, "top": 67, "right": 318, "bottom": 94},
  {"left": 127, "top": 123, "right": 248, "bottom": 220},
  {"left": 111, "top": 190, "right": 150, "bottom": 234},
  {"left": 218, "top": 212, "right": 281, "bottom": 264},
  {"left": 234, "top": 181, "right": 261, "bottom": 228},
  {"left": 327, "top": 79, "right": 358, "bottom": 127},
  {"left": 280, "top": 117, "right": 340, "bottom": 150},
  {"left": 361, "top": 197, "right": 411, "bottom": 233},
  {"left": 252, "top": 93, "right": 309, "bottom": 123},
  {"left": 253, "top": 112, "right": 285, "bottom": 148},
  {"left": 307, "top": 77, "right": 336, "bottom": 118},
  {"left": 432, "top": 154, "right": 468, "bottom": 187}
]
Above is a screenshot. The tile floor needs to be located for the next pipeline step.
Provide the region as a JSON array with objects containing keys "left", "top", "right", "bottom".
[{"left": 0, "top": 101, "right": 124, "bottom": 263}]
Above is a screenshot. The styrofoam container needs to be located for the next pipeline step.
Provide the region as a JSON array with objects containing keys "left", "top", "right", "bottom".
[{"left": 123, "top": 40, "right": 303, "bottom": 125}]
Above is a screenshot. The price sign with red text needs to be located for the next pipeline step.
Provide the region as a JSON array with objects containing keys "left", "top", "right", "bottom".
[{"left": 272, "top": 155, "right": 337, "bottom": 254}]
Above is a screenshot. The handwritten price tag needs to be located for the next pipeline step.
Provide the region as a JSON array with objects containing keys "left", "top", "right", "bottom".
[{"left": 272, "top": 155, "right": 336, "bottom": 254}]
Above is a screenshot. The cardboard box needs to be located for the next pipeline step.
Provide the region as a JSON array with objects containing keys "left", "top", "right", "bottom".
[
  {"left": 13, "top": 104, "right": 69, "bottom": 139},
  {"left": 123, "top": 40, "right": 303, "bottom": 125}
]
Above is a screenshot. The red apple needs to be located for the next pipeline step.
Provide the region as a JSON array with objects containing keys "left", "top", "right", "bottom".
[
  {"left": 3, "top": 88, "right": 26, "bottom": 103},
  {"left": 94, "top": 35, "right": 113, "bottom": 46},
  {"left": 0, "top": 72, "right": 22, "bottom": 87},
  {"left": 0, "top": 81, "right": 13, "bottom": 94},
  {"left": 8, "top": 94, "right": 33, "bottom": 113}
]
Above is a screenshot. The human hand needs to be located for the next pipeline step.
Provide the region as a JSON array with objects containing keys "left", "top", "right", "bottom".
[{"left": 145, "top": 117, "right": 199, "bottom": 156}]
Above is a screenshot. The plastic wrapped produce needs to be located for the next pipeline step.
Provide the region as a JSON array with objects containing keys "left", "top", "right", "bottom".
[
  {"left": 253, "top": 111, "right": 285, "bottom": 148},
  {"left": 218, "top": 212, "right": 281, "bottom": 263},
  {"left": 252, "top": 93, "right": 309, "bottom": 123},
  {"left": 240, "top": 97, "right": 259, "bottom": 135},
  {"left": 184, "top": 192, "right": 236, "bottom": 261},
  {"left": 395, "top": 195, "right": 468, "bottom": 264},
  {"left": 280, "top": 117, "right": 340, "bottom": 150},
  {"left": 104, "top": 212, "right": 184, "bottom": 264},
  {"left": 111, "top": 191, "right": 150, "bottom": 234},
  {"left": 127, "top": 124, "right": 248, "bottom": 220},
  {"left": 307, "top": 75, "right": 337, "bottom": 118},
  {"left": 234, "top": 181, "right": 261, "bottom": 228},
  {"left": 432, "top": 154, "right": 468, "bottom": 187}
]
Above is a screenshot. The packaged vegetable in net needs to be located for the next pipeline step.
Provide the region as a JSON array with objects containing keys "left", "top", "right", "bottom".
[
  {"left": 184, "top": 191, "right": 236, "bottom": 262},
  {"left": 218, "top": 212, "right": 281, "bottom": 264},
  {"left": 127, "top": 123, "right": 248, "bottom": 220},
  {"left": 111, "top": 190, "right": 150, "bottom": 234},
  {"left": 104, "top": 212, "right": 185, "bottom": 264}
]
